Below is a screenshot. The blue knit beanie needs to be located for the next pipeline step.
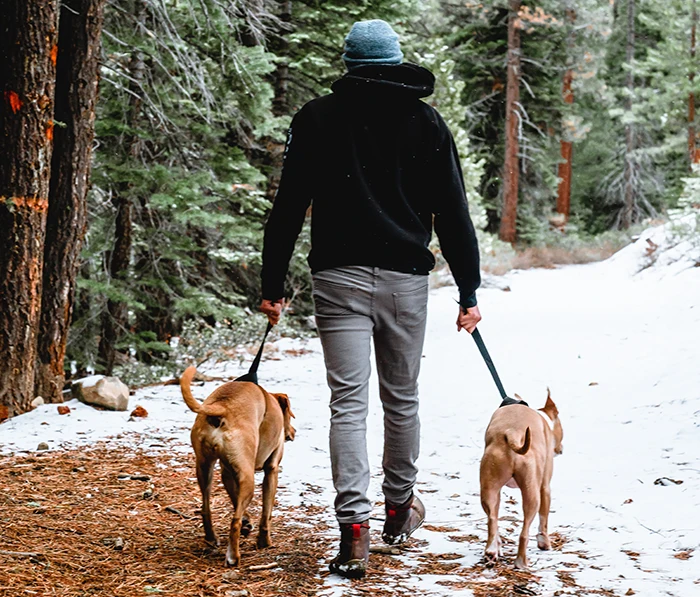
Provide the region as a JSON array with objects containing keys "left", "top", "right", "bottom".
[{"left": 342, "top": 20, "right": 403, "bottom": 69}]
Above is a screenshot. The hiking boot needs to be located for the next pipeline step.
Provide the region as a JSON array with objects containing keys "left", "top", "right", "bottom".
[
  {"left": 382, "top": 494, "right": 425, "bottom": 545},
  {"left": 328, "top": 521, "right": 370, "bottom": 579}
]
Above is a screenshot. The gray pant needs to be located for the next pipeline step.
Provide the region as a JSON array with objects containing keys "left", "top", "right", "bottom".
[{"left": 312, "top": 266, "right": 429, "bottom": 524}]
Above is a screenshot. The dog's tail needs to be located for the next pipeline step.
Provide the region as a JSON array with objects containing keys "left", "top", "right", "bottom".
[
  {"left": 180, "top": 366, "right": 204, "bottom": 413},
  {"left": 505, "top": 427, "right": 531, "bottom": 455},
  {"left": 180, "top": 366, "right": 227, "bottom": 417}
]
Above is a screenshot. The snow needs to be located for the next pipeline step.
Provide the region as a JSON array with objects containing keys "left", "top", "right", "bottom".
[{"left": 2, "top": 222, "right": 699, "bottom": 596}]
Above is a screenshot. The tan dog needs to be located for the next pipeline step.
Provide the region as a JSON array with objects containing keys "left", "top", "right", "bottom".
[
  {"left": 180, "top": 366, "right": 295, "bottom": 567},
  {"left": 479, "top": 390, "right": 563, "bottom": 569}
]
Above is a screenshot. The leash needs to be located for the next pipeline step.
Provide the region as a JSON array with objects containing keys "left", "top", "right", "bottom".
[
  {"left": 471, "top": 327, "right": 526, "bottom": 406},
  {"left": 235, "top": 321, "right": 273, "bottom": 385},
  {"left": 471, "top": 328, "right": 507, "bottom": 400}
]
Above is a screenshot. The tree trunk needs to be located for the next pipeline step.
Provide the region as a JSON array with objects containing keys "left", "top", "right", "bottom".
[
  {"left": 36, "top": 0, "right": 106, "bottom": 402},
  {"left": 690, "top": 0, "right": 697, "bottom": 167},
  {"left": 556, "top": 8, "right": 576, "bottom": 221},
  {"left": 98, "top": 26, "right": 145, "bottom": 374},
  {"left": 621, "top": 0, "right": 636, "bottom": 229},
  {"left": 499, "top": 0, "right": 521, "bottom": 243},
  {"left": 0, "top": 0, "right": 58, "bottom": 416},
  {"left": 272, "top": 0, "right": 292, "bottom": 117},
  {"left": 262, "top": 0, "right": 293, "bottom": 204}
]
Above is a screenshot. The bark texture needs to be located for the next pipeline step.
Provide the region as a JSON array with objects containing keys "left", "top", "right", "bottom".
[
  {"left": 621, "top": 0, "right": 636, "bottom": 229},
  {"left": 499, "top": 0, "right": 521, "bottom": 243},
  {"left": 556, "top": 8, "right": 576, "bottom": 221},
  {"left": 0, "top": 0, "right": 58, "bottom": 415},
  {"left": 690, "top": 0, "right": 697, "bottom": 167},
  {"left": 36, "top": 0, "right": 106, "bottom": 402}
]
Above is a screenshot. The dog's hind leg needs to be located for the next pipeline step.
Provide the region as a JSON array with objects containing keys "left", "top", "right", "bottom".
[
  {"left": 480, "top": 484, "right": 502, "bottom": 564},
  {"left": 514, "top": 479, "right": 540, "bottom": 570},
  {"left": 222, "top": 464, "right": 255, "bottom": 567},
  {"left": 258, "top": 450, "right": 282, "bottom": 549},
  {"left": 196, "top": 454, "right": 218, "bottom": 546},
  {"left": 536, "top": 482, "right": 552, "bottom": 550}
]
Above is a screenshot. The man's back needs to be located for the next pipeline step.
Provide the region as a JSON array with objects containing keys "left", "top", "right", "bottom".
[{"left": 265, "top": 63, "right": 476, "bottom": 287}]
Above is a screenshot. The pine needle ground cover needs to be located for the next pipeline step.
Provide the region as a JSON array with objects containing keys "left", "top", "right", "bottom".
[
  {"left": 1, "top": 446, "right": 603, "bottom": 597},
  {"left": 0, "top": 447, "right": 331, "bottom": 597}
]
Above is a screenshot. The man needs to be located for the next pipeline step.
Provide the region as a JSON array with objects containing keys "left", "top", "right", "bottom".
[{"left": 259, "top": 20, "right": 481, "bottom": 579}]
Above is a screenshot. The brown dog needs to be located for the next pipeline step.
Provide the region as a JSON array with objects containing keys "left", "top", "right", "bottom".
[
  {"left": 479, "top": 390, "right": 563, "bottom": 569},
  {"left": 180, "top": 366, "right": 295, "bottom": 567}
]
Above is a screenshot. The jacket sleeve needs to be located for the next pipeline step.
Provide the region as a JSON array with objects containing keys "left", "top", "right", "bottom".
[
  {"left": 261, "top": 108, "right": 315, "bottom": 301},
  {"left": 431, "top": 114, "right": 481, "bottom": 308}
]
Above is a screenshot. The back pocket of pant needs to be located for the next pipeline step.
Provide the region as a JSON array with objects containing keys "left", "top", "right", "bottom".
[
  {"left": 313, "top": 279, "right": 357, "bottom": 316},
  {"left": 393, "top": 284, "right": 428, "bottom": 327}
]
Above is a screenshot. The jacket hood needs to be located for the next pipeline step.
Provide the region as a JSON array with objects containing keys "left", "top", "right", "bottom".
[{"left": 331, "top": 63, "right": 435, "bottom": 99}]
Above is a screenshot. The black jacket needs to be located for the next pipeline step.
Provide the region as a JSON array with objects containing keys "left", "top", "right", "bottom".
[{"left": 261, "top": 63, "right": 481, "bottom": 307}]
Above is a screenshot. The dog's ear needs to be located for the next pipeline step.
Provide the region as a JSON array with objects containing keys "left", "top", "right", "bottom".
[
  {"left": 544, "top": 388, "right": 558, "bottom": 415},
  {"left": 275, "top": 393, "right": 295, "bottom": 418}
]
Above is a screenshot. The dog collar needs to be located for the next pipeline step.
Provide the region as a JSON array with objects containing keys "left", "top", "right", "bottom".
[{"left": 537, "top": 409, "right": 555, "bottom": 431}]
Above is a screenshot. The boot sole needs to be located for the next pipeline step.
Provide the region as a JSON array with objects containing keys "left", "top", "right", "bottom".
[
  {"left": 329, "top": 558, "right": 367, "bottom": 579},
  {"left": 382, "top": 517, "right": 425, "bottom": 545}
]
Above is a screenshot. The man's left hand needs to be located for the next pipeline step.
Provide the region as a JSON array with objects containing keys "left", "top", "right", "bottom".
[
  {"left": 259, "top": 299, "right": 285, "bottom": 325},
  {"left": 457, "top": 305, "right": 482, "bottom": 334}
]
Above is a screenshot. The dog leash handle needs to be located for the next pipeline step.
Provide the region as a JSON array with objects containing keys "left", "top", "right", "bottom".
[{"left": 471, "top": 328, "right": 508, "bottom": 401}]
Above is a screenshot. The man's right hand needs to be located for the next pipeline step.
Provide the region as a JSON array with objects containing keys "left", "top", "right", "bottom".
[
  {"left": 259, "top": 299, "right": 285, "bottom": 325},
  {"left": 456, "top": 305, "right": 482, "bottom": 334}
]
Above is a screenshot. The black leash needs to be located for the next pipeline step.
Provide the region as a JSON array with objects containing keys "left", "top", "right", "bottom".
[
  {"left": 471, "top": 327, "right": 527, "bottom": 407},
  {"left": 235, "top": 321, "right": 273, "bottom": 385}
]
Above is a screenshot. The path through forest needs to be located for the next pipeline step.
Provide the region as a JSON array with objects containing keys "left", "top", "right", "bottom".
[{"left": 2, "top": 225, "right": 699, "bottom": 596}]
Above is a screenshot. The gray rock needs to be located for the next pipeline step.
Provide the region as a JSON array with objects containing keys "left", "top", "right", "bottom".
[
  {"left": 72, "top": 375, "right": 130, "bottom": 411},
  {"left": 37, "top": 442, "right": 49, "bottom": 451},
  {"left": 31, "top": 396, "right": 45, "bottom": 409},
  {"left": 481, "top": 272, "right": 511, "bottom": 292}
]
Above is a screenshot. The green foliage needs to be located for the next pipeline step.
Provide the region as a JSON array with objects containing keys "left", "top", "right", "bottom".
[
  {"left": 284, "top": 0, "right": 421, "bottom": 106},
  {"left": 67, "top": 0, "right": 699, "bottom": 377},
  {"left": 669, "top": 166, "right": 700, "bottom": 262}
]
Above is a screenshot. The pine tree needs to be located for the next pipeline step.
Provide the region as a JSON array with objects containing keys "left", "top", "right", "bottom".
[
  {"left": 37, "top": 0, "right": 106, "bottom": 401},
  {"left": 0, "top": 0, "right": 58, "bottom": 415}
]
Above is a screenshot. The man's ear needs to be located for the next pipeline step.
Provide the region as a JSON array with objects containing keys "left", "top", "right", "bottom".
[{"left": 275, "top": 393, "right": 295, "bottom": 418}]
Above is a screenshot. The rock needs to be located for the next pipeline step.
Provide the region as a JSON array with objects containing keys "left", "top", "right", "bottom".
[
  {"left": 481, "top": 272, "right": 511, "bottom": 292},
  {"left": 130, "top": 405, "right": 148, "bottom": 418},
  {"left": 222, "top": 570, "right": 241, "bottom": 582},
  {"left": 72, "top": 375, "right": 129, "bottom": 411},
  {"left": 0, "top": 405, "right": 9, "bottom": 422},
  {"left": 57, "top": 405, "right": 71, "bottom": 415},
  {"left": 654, "top": 477, "right": 683, "bottom": 486},
  {"left": 102, "top": 537, "right": 126, "bottom": 551},
  {"left": 31, "top": 396, "right": 45, "bottom": 408},
  {"left": 37, "top": 442, "right": 49, "bottom": 451}
]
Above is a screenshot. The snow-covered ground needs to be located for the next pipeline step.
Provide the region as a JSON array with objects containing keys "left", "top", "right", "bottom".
[{"left": 2, "top": 223, "right": 699, "bottom": 596}]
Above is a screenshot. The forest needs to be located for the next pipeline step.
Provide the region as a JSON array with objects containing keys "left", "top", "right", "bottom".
[{"left": 1, "top": 0, "right": 699, "bottom": 417}]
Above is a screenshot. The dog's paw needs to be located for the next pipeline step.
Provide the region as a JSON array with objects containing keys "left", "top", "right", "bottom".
[
  {"left": 225, "top": 544, "right": 240, "bottom": 568},
  {"left": 256, "top": 531, "right": 272, "bottom": 549},
  {"left": 240, "top": 518, "right": 253, "bottom": 538},
  {"left": 513, "top": 556, "right": 529, "bottom": 570},
  {"left": 536, "top": 532, "right": 551, "bottom": 551},
  {"left": 204, "top": 534, "right": 220, "bottom": 548},
  {"left": 484, "top": 545, "right": 501, "bottom": 567}
]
